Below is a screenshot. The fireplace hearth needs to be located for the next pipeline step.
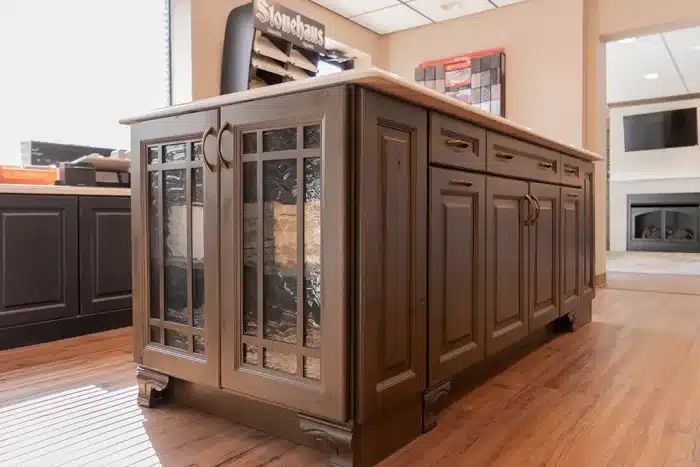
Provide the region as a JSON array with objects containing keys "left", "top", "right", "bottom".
[{"left": 627, "top": 193, "right": 700, "bottom": 252}]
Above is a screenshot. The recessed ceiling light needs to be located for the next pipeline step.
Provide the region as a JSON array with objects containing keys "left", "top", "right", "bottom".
[
  {"left": 618, "top": 37, "right": 637, "bottom": 44},
  {"left": 440, "top": 1, "right": 462, "bottom": 10},
  {"left": 644, "top": 72, "right": 660, "bottom": 80}
]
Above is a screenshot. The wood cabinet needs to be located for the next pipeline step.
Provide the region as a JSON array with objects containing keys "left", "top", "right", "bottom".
[
  {"left": 0, "top": 195, "right": 79, "bottom": 328},
  {"left": 130, "top": 109, "right": 221, "bottom": 387},
  {"left": 356, "top": 89, "right": 427, "bottom": 422},
  {"left": 127, "top": 80, "right": 598, "bottom": 467},
  {"left": 582, "top": 163, "right": 596, "bottom": 303},
  {"left": 79, "top": 196, "right": 132, "bottom": 316},
  {"left": 429, "top": 168, "right": 485, "bottom": 385}
]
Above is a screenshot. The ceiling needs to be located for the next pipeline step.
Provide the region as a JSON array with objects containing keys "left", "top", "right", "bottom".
[
  {"left": 606, "top": 26, "right": 700, "bottom": 104},
  {"left": 310, "top": 0, "right": 525, "bottom": 35}
]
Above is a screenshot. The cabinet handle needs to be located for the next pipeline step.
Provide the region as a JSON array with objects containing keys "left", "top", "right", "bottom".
[
  {"left": 201, "top": 127, "right": 216, "bottom": 172},
  {"left": 449, "top": 180, "right": 473, "bottom": 187},
  {"left": 564, "top": 167, "right": 578, "bottom": 175},
  {"left": 530, "top": 193, "right": 541, "bottom": 224},
  {"left": 523, "top": 194, "right": 535, "bottom": 225},
  {"left": 216, "top": 122, "right": 232, "bottom": 169},
  {"left": 495, "top": 153, "right": 514, "bottom": 160},
  {"left": 538, "top": 162, "right": 554, "bottom": 170},
  {"left": 568, "top": 192, "right": 580, "bottom": 198},
  {"left": 446, "top": 138, "right": 470, "bottom": 149}
]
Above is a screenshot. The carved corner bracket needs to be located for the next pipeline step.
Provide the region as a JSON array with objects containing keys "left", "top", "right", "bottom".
[
  {"left": 136, "top": 366, "right": 170, "bottom": 408},
  {"left": 298, "top": 414, "right": 354, "bottom": 467},
  {"left": 423, "top": 379, "right": 451, "bottom": 432}
]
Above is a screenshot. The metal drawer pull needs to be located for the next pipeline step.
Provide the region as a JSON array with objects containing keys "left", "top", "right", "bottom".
[
  {"left": 564, "top": 167, "right": 578, "bottom": 175},
  {"left": 201, "top": 126, "right": 216, "bottom": 173},
  {"left": 446, "top": 138, "right": 470, "bottom": 149},
  {"left": 523, "top": 194, "right": 535, "bottom": 225},
  {"left": 216, "top": 122, "right": 232, "bottom": 169},
  {"left": 495, "top": 153, "right": 514, "bottom": 160},
  {"left": 568, "top": 192, "right": 580, "bottom": 198},
  {"left": 449, "top": 180, "right": 473, "bottom": 187},
  {"left": 530, "top": 193, "right": 541, "bottom": 224},
  {"left": 538, "top": 162, "right": 554, "bottom": 169}
]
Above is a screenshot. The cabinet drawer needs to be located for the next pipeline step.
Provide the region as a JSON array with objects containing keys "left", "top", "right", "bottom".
[
  {"left": 487, "top": 132, "right": 560, "bottom": 184},
  {"left": 430, "top": 112, "right": 486, "bottom": 171},
  {"left": 560, "top": 154, "right": 586, "bottom": 187}
]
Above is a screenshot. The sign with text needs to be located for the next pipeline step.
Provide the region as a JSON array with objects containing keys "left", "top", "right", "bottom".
[{"left": 253, "top": 0, "right": 326, "bottom": 54}]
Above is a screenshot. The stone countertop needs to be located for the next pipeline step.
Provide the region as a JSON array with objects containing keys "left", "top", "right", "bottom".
[
  {"left": 0, "top": 184, "right": 130, "bottom": 196},
  {"left": 120, "top": 67, "right": 601, "bottom": 162}
]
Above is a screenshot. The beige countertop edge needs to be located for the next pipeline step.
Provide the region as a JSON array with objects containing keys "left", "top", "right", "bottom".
[
  {"left": 120, "top": 68, "right": 602, "bottom": 162},
  {"left": 0, "top": 185, "right": 131, "bottom": 196}
]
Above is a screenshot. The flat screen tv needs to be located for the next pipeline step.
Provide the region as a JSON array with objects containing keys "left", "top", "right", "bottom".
[{"left": 623, "top": 107, "right": 698, "bottom": 152}]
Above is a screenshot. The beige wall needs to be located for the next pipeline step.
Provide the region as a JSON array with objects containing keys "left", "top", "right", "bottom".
[
  {"left": 190, "top": 0, "right": 383, "bottom": 100},
  {"left": 383, "top": 0, "right": 585, "bottom": 147}
]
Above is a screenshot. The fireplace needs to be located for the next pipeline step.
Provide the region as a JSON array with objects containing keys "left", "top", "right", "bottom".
[{"left": 627, "top": 193, "right": 700, "bottom": 252}]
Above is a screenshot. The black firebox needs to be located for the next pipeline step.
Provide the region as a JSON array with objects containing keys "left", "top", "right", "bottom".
[{"left": 627, "top": 193, "right": 700, "bottom": 253}]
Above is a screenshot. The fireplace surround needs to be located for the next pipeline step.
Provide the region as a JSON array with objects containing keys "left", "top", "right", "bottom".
[{"left": 627, "top": 193, "right": 700, "bottom": 252}]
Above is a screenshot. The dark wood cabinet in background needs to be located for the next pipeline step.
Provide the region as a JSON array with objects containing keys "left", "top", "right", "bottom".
[
  {"left": 79, "top": 196, "right": 132, "bottom": 316},
  {"left": 583, "top": 165, "right": 595, "bottom": 302},
  {"left": 0, "top": 195, "right": 79, "bottom": 329},
  {"left": 0, "top": 193, "right": 132, "bottom": 351},
  {"left": 356, "top": 89, "right": 427, "bottom": 423},
  {"left": 429, "top": 168, "right": 485, "bottom": 385}
]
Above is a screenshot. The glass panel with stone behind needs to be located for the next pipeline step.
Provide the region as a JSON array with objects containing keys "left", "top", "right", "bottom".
[
  {"left": 263, "top": 348, "right": 297, "bottom": 374},
  {"left": 303, "top": 157, "right": 321, "bottom": 349},
  {"left": 262, "top": 159, "right": 298, "bottom": 344},
  {"left": 164, "top": 169, "right": 188, "bottom": 326},
  {"left": 149, "top": 172, "right": 161, "bottom": 319},
  {"left": 164, "top": 143, "right": 187, "bottom": 163},
  {"left": 244, "top": 343, "right": 259, "bottom": 365},
  {"left": 263, "top": 128, "right": 297, "bottom": 152},
  {"left": 633, "top": 210, "right": 662, "bottom": 239},
  {"left": 243, "top": 162, "right": 258, "bottom": 336},
  {"left": 303, "top": 125, "right": 320, "bottom": 149},
  {"left": 164, "top": 328, "right": 188, "bottom": 351},
  {"left": 192, "top": 166, "right": 205, "bottom": 329},
  {"left": 193, "top": 334, "right": 205, "bottom": 355}
]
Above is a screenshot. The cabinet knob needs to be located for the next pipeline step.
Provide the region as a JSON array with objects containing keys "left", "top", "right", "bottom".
[
  {"left": 201, "top": 127, "right": 217, "bottom": 172},
  {"left": 445, "top": 138, "right": 470, "bottom": 150}
]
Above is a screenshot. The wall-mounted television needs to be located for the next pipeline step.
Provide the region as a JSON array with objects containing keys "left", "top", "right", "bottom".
[{"left": 623, "top": 107, "right": 698, "bottom": 152}]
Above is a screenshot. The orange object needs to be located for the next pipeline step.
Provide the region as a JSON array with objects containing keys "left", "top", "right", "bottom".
[{"left": 0, "top": 166, "right": 57, "bottom": 185}]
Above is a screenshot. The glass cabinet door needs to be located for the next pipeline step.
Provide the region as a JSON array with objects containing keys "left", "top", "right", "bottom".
[
  {"left": 131, "top": 110, "right": 220, "bottom": 386},
  {"left": 218, "top": 88, "right": 347, "bottom": 422}
]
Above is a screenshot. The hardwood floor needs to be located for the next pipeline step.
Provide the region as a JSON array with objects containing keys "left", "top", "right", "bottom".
[{"left": 2, "top": 287, "right": 700, "bottom": 466}]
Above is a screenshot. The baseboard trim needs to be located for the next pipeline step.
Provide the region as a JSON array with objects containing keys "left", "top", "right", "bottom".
[{"left": 594, "top": 273, "right": 607, "bottom": 288}]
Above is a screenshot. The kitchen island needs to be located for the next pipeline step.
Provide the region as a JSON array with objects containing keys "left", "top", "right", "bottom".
[
  {"left": 0, "top": 184, "right": 132, "bottom": 350},
  {"left": 122, "top": 68, "right": 601, "bottom": 467}
]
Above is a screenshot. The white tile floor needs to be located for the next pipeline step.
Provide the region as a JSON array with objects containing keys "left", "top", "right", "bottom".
[{"left": 607, "top": 251, "right": 700, "bottom": 276}]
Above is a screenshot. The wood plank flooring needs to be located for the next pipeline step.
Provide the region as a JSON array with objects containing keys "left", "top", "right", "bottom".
[{"left": 3, "top": 287, "right": 700, "bottom": 466}]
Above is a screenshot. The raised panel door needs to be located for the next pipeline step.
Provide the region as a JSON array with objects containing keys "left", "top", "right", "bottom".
[
  {"left": 485, "top": 176, "right": 530, "bottom": 356},
  {"left": 528, "top": 182, "right": 560, "bottom": 330},
  {"left": 582, "top": 163, "right": 595, "bottom": 302},
  {"left": 218, "top": 87, "right": 348, "bottom": 421},
  {"left": 561, "top": 187, "right": 584, "bottom": 317},
  {"left": 428, "top": 168, "right": 485, "bottom": 386},
  {"left": 356, "top": 88, "right": 427, "bottom": 423},
  {"left": 130, "top": 110, "right": 221, "bottom": 386}
]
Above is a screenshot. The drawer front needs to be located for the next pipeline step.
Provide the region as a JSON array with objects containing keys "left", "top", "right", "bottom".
[
  {"left": 487, "top": 132, "right": 560, "bottom": 184},
  {"left": 560, "top": 154, "right": 585, "bottom": 187},
  {"left": 430, "top": 112, "right": 486, "bottom": 171}
]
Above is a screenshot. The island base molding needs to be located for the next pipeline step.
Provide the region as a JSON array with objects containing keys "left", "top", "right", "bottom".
[{"left": 169, "top": 378, "right": 423, "bottom": 467}]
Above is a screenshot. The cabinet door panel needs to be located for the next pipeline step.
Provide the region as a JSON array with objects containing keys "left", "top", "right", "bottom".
[
  {"left": 130, "top": 110, "right": 220, "bottom": 387},
  {"left": 561, "top": 187, "right": 584, "bottom": 316},
  {"left": 429, "top": 168, "right": 485, "bottom": 385},
  {"left": 485, "top": 176, "right": 529, "bottom": 356},
  {"left": 529, "top": 183, "right": 560, "bottom": 330},
  {"left": 0, "top": 195, "right": 78, "bottom": 328},
  {"left": 79, "top": 196, "right": 132, "bottom": 316},
  {"left": 357, "top": 88, "right": 427, "bottom": 423},
  {"left": 219, "top": 87, "right": 348, "bottom": 422},
  {"left": 582, "top": 163, "right": 595, "bottom": 302}
]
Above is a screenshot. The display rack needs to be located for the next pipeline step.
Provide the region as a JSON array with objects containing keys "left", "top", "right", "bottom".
[{"left": 221, "top": 1, "right": 329, "bottom": 95}]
